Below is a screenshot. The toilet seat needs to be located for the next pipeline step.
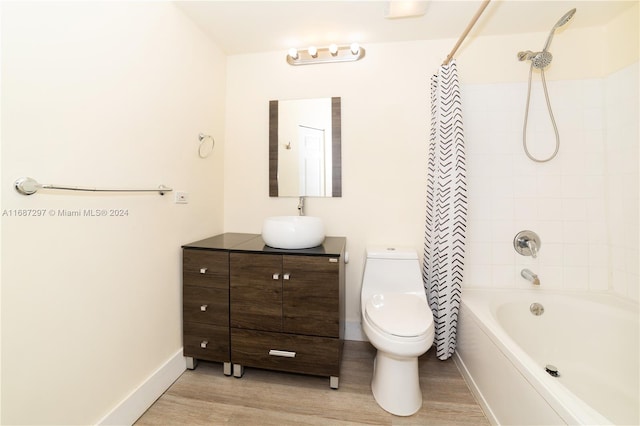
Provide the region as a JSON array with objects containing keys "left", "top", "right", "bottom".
[{"left": 365, "top": 293, "right": 432, "bottom": 338}]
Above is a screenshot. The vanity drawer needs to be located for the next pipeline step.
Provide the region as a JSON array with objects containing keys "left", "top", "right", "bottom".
[
  {"left": 231, "top": 328, "right": 341, "bottom": 377},
  {"left": 183, "top": 286, "right": 229, "bottom": 326},
  {"left": 183, "top": 322, "right": 230, "bottom": 362},
  {"left": 183, "top": 249, "right": 229, "bottom": 289}
]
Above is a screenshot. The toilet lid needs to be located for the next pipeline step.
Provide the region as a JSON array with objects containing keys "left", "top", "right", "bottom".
[{"left": 365, "top": 293, "right": 433, "bottom": 337}]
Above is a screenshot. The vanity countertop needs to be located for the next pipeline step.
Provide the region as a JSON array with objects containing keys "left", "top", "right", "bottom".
[{"left": 183, "top": 233, "right": 345, "bottom": 257}]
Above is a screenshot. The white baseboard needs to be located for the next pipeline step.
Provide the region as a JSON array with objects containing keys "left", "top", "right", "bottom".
[
  {"left": 345, "top": 319, "right": 366, "bottom": 341},
  {"left": 98, "top": 348, "right": 186, "bottom": 426},
  {"left": 98, "top": 325, "right": 364, "bottom": 425}
]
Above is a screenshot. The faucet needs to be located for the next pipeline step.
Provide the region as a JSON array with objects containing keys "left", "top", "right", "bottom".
[
  {"left": 521, "top": 269, "right": 540, "bottom": 285},
  {"left": 297, "top": 196, "right": 305, "bottom": 216},
  {"left": 514, "top": 230, "right": 541, "bottom": 259}
]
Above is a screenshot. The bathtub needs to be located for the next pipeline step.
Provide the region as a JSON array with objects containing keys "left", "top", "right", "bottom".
[{"left": 454, "top": 288, "right": 639, "bottom": 425}]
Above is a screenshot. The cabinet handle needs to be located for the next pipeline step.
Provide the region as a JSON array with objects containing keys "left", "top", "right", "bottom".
[
  {"left": 200, "top": 340, "right": 208, "bottom": 349},
  {"left": 200, "top": 267, "right": 208, "bottom": 274},
  {"left": 272, "top": 273, "right": 280, "bottom": 280},
  {"left": 283, "top": 273, "right": 290, "bottom": 280},
  {"left": 269, "top": 349, "right": 296, "bottom": 358},
  {"left": 200, "top": 304, "right": 208, "bottom": 312}
]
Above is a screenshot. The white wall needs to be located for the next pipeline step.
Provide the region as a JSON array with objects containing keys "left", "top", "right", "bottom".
[
  {"left": 1, "top": 2, "right": 226, "bottom": 424},
  {"left": 224, "top": 5, "right": 639, "bottom": 337}
]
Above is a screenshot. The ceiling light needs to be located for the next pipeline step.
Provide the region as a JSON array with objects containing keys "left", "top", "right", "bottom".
[{"left": 384, "top": 0, "right": 428, "bottom": 19}]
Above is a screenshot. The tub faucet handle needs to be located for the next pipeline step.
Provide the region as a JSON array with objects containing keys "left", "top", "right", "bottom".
[
  {"left": 526, "top": 239, "right": 538, "bottom": 259},
  {"left": 514, "top": 230, "right": 541, "bottom": 258}
]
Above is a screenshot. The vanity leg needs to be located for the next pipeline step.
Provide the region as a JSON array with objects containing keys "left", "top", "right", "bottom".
[
  {"left": 185, "top": 357, "right": 198, "bottom": 370},
  {"left": 330, "top": 376, "right": 339, "bottom": 389},
  {"left": 233, "top": 363, "right": 244, "bottom": 378},
  {"left": 223, "top": 362, "right": 232, "bottom": 376}
]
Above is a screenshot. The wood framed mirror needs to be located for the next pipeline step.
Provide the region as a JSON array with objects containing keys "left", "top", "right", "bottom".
[{"left": 269, "top": 97, "right": 341, "bottom": 197}]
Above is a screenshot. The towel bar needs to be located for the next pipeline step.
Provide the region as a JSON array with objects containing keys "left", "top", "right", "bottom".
[{"left": 14, "top": 177, "right": 172, "bottom": 196}]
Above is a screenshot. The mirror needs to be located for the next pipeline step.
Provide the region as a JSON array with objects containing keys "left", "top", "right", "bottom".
[{"left": 269, "top": 97, "right": 341, "bottom": 197}]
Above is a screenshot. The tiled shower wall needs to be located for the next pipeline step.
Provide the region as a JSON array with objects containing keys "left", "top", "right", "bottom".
[
  {"left": 605, "top": 63, "right": 639, "bottom": 300},
  {"left": 462, "top": 62, "right": 638, "bottom": 302}
]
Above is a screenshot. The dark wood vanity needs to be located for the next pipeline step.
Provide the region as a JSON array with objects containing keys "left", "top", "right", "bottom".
[{"left": 182, "top": 233, "right": 346, "bottom": 388}]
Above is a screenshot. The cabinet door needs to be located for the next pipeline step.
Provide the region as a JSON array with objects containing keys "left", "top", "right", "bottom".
[
  {"left": 283, "top": 255, "right": 340, "bottom": 338},
  {"left": 230, "top": 253, "right": 282, "bottom": 332}
]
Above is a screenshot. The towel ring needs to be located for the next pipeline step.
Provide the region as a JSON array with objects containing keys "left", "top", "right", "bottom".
[{"left": 198, "top": 133, "right": 215, "bottom": 158}]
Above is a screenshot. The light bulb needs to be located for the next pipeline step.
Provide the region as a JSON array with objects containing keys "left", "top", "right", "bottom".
[
  {"left": 288, "top": 48, "right": 298, "bottom": 60},
  {"left": 308, "top": 46, "right": 318, "bottom": 58},
  {"left": 350, "top": 43, "right": 360, "bottom": 55},
  {"left": 329, "top": 44, "right": 338, "bottom": 56}
]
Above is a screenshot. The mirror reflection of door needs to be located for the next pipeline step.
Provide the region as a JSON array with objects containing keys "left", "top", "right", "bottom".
[
  {"left": 269, "top": 97, "right": 341, "bottom": 197},
  {"left": 298, "top": 125, "right": 325, "bottom": 196}
]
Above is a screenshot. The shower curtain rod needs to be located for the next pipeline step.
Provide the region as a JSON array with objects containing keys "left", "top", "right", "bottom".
[{"left": 442, "top": 0, "right": 491, "bottom": 66}]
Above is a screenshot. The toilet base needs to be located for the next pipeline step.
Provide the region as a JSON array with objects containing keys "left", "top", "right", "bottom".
[{"left": 371, "top": 351, "right": 422, "bottom": 416}]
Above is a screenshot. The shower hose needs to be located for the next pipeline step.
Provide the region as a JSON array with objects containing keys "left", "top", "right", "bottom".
[{"left": 522, "top": 64, "right": 560, "bottom": 162}]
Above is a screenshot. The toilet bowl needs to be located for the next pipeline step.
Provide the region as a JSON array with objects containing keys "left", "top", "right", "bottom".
[{"left": 360, "top": 247, "right": 435, "bottom": 416}]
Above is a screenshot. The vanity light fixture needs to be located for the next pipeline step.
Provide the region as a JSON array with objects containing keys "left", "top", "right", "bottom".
[{"left": 286, "top": 43, "right": 365, "bottom": 66}]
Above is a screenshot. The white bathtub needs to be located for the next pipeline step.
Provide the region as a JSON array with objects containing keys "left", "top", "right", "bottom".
[{"left": 454, "top": 288, "right": 639, "bottom": 425}]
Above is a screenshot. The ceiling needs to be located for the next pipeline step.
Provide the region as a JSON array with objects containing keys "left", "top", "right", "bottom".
[{"left": 174, "top": 0, "right": 636, "bottom": 55}]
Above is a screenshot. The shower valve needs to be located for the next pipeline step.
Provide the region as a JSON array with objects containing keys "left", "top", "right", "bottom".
[{"left": 514, "top": 230, "right": 541, "bottom": 258}]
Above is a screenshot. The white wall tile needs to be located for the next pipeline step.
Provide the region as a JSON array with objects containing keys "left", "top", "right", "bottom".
[{"left": 462, "top": 61, "right": 639, "bottom": 302}]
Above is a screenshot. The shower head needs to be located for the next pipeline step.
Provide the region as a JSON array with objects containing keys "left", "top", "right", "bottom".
[
  {"left": 543, "top": 8, "right": 576, "bottom": 51},
  {"left": 518, "top": 8, "right": 576, "bottom": 69},
  {"left": 531, "top": 51, "right": 553, "bottom": 69},
  {"left": 554, "top": 8, "right": 577, "bottom": 29},
  {"left": 517, "top": 50, "right": 553, "bottom": 69}
]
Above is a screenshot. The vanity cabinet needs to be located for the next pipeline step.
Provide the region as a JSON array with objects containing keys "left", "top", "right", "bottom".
[
  {"left": 230, "top": 251, "right": 344, "bottom": 388},
  {"left": 181, "top": 233, "right": 345, "bottom": 389}
]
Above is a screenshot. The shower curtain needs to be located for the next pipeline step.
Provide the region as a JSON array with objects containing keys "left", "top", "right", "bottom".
[{"left": 423, "top": 60, "right": 467, "bottom": 361}]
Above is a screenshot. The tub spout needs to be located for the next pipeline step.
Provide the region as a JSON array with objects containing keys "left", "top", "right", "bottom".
[{"left": 521, "top": 269, "right": 540, "bottom": 285}]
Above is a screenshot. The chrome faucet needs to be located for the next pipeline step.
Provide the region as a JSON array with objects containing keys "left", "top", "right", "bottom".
[
  {"left": 297, "top": 196, "right": 305, "bottom": 216},
  {"left": 514, "top": 230, "right": 541, "bottom": 259},
  {"left": 521, "top": 269, "right": 540, "bottom": 285}
]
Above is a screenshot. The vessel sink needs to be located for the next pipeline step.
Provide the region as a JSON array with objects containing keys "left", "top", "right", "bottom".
[{"left": 262, "top": 216, "right": 325, "bottom": 249}]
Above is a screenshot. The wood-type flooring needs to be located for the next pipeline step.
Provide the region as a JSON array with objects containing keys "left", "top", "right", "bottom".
[{"left": 136, "top": 340, "right": 489, "bottom": 425}]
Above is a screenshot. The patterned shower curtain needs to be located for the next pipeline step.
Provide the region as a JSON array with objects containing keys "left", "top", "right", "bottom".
[{"left": 423, "top": 60, "right": 467, "bottom": 361}]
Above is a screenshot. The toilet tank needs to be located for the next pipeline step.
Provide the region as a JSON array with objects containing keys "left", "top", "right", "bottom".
[{"left": 361, "top": 247, "right": 426, "bottom": 310}]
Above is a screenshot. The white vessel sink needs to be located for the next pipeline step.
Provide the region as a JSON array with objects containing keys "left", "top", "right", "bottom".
[{"left": 262, "top": 216, "right": 325, "bottom": 249}]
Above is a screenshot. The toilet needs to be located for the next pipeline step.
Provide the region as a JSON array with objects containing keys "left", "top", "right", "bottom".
[{"left": 360, "top": 246, "right": 435, "bottom": 416}]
